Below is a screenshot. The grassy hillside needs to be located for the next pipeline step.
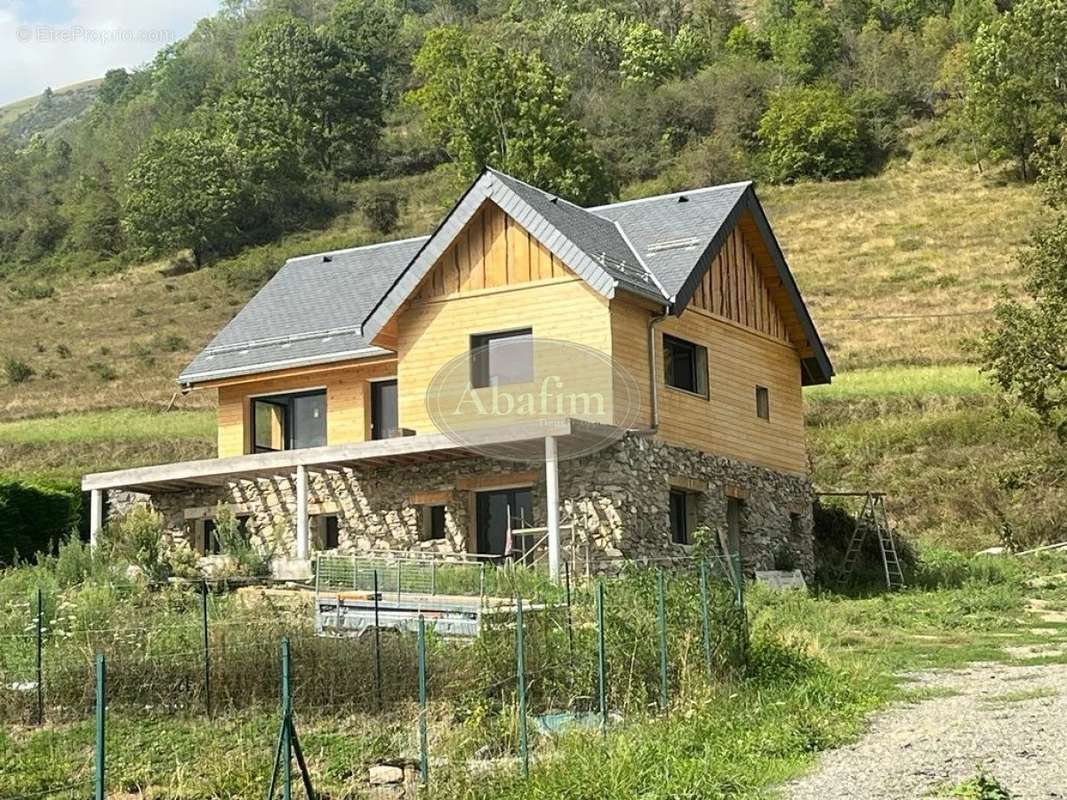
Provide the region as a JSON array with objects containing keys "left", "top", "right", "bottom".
[
  {"left": 0, "top": 79, "right": 100, "bottom": 139},
  {"left": 0, "top": 159, "right": 1060, "bottom": 550}
]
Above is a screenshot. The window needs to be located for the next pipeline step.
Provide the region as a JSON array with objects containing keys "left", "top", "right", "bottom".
[
  {"left": 202, "top": 518, "right": 220, "bottom": 555},
  {"left": 669, "top": 489, "right": 691, "bottom": 545},
  {"left": 755, "top": 385, "right": 770, "bottom": 420},
  {"left": 251, "top": 390, "right": 326, "bottom": 452},
  {"left": 370, "top": 379, "right": 398, "bottom": 440},
  {"left": 663, "top": 334, "right": 708, "bottom": 397},
  {"left": 421, "top": 505, "right": 447, "bottom": 541},
  {"left": 470, "top": 328, "right": 534, "bottom": 389},
  {"left": 313, "top": 515, "right": 340, "bottom": 551}
]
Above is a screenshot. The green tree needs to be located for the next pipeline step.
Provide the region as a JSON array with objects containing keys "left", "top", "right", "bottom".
[
  {"left": 225, "top": 16, "right": 382, "bottom": 176},
  {"left": 122, "top": 129, "right": 247, "bottom": 267},
  {"left": 620, "top": 22, "right": 677, "bottom": 86},
  {"left": 767, "top": 0, "right": 842, "bottom": 83},
  {"left": 966, "top": 0, "right": 1067, "bottom": 180},
  {"left": 978, "top": 219, "right": 1067, "bottom": 439},
  {"left": 410, "top": 28, "right": 614, "bottom": 204},
  {"left": 330, "top": 0, "right": 405, "bottom": 98},
  {"left": 757, "top": 84, "right": 866, "bottom": 181}
]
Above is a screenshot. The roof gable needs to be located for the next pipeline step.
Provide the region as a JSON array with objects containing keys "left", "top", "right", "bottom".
[{"left": 360, "top": 169, "right": 666, "bottom": 342}]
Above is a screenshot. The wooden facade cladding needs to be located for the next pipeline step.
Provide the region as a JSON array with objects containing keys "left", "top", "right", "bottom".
[
  {"left": 687, "top": 222, "right": 789, "bottom": 343},
  {"left": 610, "top": 295, "right": 808, "bottom": 475},
  {"left": 415, "top": 201, "right": 569, "bottom": 299},
  {"left": 216, "top": 359, "right": 396, "bottom": 457}
]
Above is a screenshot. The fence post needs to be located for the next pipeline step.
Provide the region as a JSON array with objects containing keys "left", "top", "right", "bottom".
[
  {"left": 656, "top": 569, "right": 668, "bottom": 711},
  {"left": 417, "top": 616, "right": 429, "bottom": 786},
  {"left": 515, "top": 596, "right": 529, "bottom": 778},
  {"left": 94, "top": 653, "right": 106, "bottom": 800},
  {"left": 35, "top": 587, "right": 44, "bottom": 725},
  {"left": 479, "top": 562, "right": 486, "bottom": 602},
  {"left": 699, "top": 560, "right": 712, "bottom": 680},
  {"left": 373, "top": 570, "right": 383, "bottom": 710},
  {"left": 201, "top": 581, "right": 211, "bottom": 717},
  {"left": 282, "top": 638, "right": 292, "bottom": 800},
  {"left": 396, "top": 561, "right": 402, "bottom": 604},
  {"left": 430, "top": 559, "right": 437, "bottom": 596},
  {"left": 595, "top": 581, "right": 607, "bottom": 736},
  {"left": 734, "top": 553, "right": 748, "bottom": 667},
  {"left": 563, "top": 561, "right": 574, "bottom": 659}
]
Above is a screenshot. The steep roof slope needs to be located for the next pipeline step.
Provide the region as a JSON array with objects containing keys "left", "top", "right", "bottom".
[
  {"left": 179, "top": 236, "right": 426, "bottom": 384},
  {"left": 181, "top": 168, "right": 832, "bottom": 386}
]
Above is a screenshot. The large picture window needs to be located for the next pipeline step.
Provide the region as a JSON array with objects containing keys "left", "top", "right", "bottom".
[
  {"left": 663, "top": 334, "right": 708, "bottom": 397},
  {"left": 470, "top": 328, "right": 534, "bottom": 389},
  {"left": 251, "top": 390, "right": 326, "bottom": 452}
]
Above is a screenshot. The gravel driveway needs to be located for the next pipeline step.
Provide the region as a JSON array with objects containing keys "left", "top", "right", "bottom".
[{"left": 780, "top": 659, "right": 1067, "bottom": 799}]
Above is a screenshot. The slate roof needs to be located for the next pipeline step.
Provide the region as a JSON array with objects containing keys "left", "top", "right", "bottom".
[
  {"left": 178, "top": 236, "right": 426, "bottom": 384},
  {"left": 180, "top": 168, "right": 832, "bottom": 386}
]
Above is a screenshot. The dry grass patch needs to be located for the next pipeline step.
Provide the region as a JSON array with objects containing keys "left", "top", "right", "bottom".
[{"left": 762, "top": 162, "right": 1046, "bottom": 370}]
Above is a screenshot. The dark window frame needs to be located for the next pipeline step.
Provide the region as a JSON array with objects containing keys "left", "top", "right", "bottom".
[
  {"left": 370, "top": 378, "right": 398, "bottom": 440},
  {"left": 422, "top": 505, "right": 447, "bottom": 541},
  {"left": 663, "top": 334, "right": 709, "bottom": 398},
  {"left": 250, "top": 389, "right": 327, "bottom": 453},
  {"left": 470, "top": 328, "right": 534, "bottom": 389},
  {"left": 755, "top": 385, "right": 770, "bottom": 421},
  {"left": 669, "top": 489, "right": 690, "bottom": 545}
]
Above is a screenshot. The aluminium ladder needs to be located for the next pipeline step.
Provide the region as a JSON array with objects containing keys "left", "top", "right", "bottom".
[{"left": 840, "top": 492, "right": 905, "bottom": 590}]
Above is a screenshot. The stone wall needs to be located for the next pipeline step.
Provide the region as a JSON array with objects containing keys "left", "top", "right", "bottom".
[{"left": 108, "top": 433, "right": 814, "bottom": 577}]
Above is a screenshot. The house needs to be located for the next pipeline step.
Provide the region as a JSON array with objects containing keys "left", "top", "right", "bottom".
[{"left": 83, "top": 168, "right": 832, "bottom": 579}]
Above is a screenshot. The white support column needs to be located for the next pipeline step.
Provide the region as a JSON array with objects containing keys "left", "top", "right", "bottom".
[
  {"left": 295, "top": 465, "right": 309, "bottom": 561},
  {"left": 545, "top": 436, "right": 561, "bottom": 582},
  {"left": 89, "top": 489, "right": 103, "bottom": 549}
]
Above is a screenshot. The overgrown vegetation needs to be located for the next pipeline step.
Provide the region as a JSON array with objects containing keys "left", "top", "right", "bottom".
[{"left": 3, "top": 542, "right": 1065, "bottom": 798}]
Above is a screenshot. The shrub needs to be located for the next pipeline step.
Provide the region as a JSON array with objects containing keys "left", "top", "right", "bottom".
[
  {"left": 87, "top": 361, "right": 117, "bottom": 382},
  {"left": 151, "top": 333, "right": 188, "bottom": 352},
  {"left": 101, "top": 505, "right": 170, "bottom": 582},
  {"left": 8, "top": 282, "right": 55, "bottom": 302},
  {"left": 0, "top": 480, "right": 82, "bottom": 565},
  {"left": 757, "top": 84, "right": 867, "bottom": 182},
  {"left": 362, "top": 189, "right": 400, "bottom": 234},
  {"left": 214, "top": 505, "right": 273, "bottom": 577},
  {"left": 3, "top": 356, "right": 34, "bottom": 385},
  {"left": 55, "top": 343, "right": 71, "bottom": 358}
]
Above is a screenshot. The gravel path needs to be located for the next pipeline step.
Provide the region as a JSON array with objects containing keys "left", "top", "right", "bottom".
[{"left": 781, "top": 660, "right": 1067, "bottom": 799}]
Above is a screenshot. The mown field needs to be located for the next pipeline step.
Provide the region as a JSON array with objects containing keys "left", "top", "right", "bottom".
[{"left": 0, "top": 159, "right": 1061, "bottom": 550}]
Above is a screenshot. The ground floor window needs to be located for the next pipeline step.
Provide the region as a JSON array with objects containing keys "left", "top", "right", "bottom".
[
  {"left": 669, "top": 489, "right": 694, "bottom": 544},
  {"left": 475, "top": 487, "right": 533, "bottom": 556},
  {"left": 421, "top": 505, "right": 447, "bottom": 541},
  {"left": 313, "top": 514, "right": 340, "bottom": 551}
]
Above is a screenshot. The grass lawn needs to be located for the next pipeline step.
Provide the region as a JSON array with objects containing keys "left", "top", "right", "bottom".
[
  {"left": 807, "top": 364, "right": 991, "bottom": 402},
  {"left": 0, "top": 408, "right": 214, "bottom": 482}
]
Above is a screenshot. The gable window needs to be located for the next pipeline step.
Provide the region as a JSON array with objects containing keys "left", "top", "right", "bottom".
[
  {"left": 251, "top": 390, "right": 326, "bottom": 452},
  {"left": 471, "top": 328, "right": 534, "bottom": 389},
  {"left": 421, "top": 505, "right": 447, "bottom": 541},
  {"left": 663, "top": 334, "right": 708, "bottom": 397},
  {"left": 755, "top": 386, "right": 770, "bottom": 420}
]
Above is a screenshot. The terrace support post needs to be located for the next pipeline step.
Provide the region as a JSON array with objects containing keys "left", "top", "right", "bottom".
[
  {"left": 89, "top": 489, "right": 103, "bottom": 549},
  {"left": 295, "top": 466, "right": 309, "bottom": 562},
  {"left": 544, "top": 436, "right": 561, "bottom": 582}
]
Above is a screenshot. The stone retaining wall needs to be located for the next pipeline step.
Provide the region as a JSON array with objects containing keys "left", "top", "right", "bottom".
[{"left": 108, "top": 433, "right": 814, "bottom": 576}]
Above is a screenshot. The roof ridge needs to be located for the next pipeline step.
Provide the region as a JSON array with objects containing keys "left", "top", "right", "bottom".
[
  {"left": 285, "top": 234, "right": 430, "bottom": 264},
  {"left": 486, "top": 167, "right": 604, "bottom": 218},
  {"left": 588, "top": 181, "right": 752, "bottom": 212}
]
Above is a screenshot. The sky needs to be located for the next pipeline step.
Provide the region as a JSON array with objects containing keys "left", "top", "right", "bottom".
[{"left": 0, "top": 0, "right": 221, "bottom": 105}]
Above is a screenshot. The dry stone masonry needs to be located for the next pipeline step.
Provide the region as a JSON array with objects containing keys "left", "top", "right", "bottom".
[{"left": 108, "top": 432, "right": 814, "bottom": 576}]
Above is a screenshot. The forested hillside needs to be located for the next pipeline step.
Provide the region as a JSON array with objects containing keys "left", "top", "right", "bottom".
[
  {"left": 0, "top": 0, "right": 1060, "bottom": 279},
  {"left": 1, "top": 0, "right": 1065, "bottom": 551}
]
